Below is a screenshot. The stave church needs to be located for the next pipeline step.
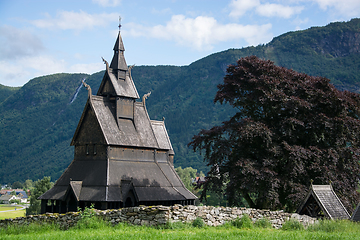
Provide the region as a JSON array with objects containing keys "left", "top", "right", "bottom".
[{"left": 39, "top": 27, "right": 196, "bottom": 213}]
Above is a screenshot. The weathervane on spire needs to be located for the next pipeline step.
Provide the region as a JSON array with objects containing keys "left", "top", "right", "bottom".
[{"left": 118, "top": 16, "right": 122, "bottom": 31}]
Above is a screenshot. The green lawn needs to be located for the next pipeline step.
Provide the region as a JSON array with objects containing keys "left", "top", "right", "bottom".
[
  {"left": 0, "top": 205, "right": 26, "bottom": 220},
  {"left": 1, "top": 227, "right": 356, "bottom": 240},
  {"left": 0, "top": 218, "right": 359, "bottom": 240}
]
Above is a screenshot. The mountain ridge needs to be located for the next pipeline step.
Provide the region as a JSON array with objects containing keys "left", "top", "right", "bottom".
[{"left": 1, "top": 18, "right": 360, "bottom": 184}]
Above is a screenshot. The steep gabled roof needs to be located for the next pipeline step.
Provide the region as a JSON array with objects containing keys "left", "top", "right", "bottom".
[
  {"left": 71, "top": 96, "right": 170, "bottom": 149},
  {"left": 297, "top": 184, "right": 350, "bottom": 219},
  {"left": 40, "top": 151, "right": 196, "bottom": 202},
  {"left": 97, "top": 66, "right": 139, "bottom": 99},
  {"left": 110, "top": 31, "right": 127, "bottom": 71},
  {"left": 351, "top": 203, "right": 360, "bottom": 222},
  {"left": 97, "top": 31, "right": 139, "bottom": 99},
  {"left": 151, "top": 120, "right": 173, "bottom": 150},
  {"left": 69, "top": 181, "right": 82, "bottom": 201}
]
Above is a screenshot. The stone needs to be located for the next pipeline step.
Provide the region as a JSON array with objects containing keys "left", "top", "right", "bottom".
[{"left": 141, "top": 220, "right": 150, "bottom": 226}]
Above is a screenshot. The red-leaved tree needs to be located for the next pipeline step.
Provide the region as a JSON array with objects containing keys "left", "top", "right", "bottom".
[{"left": 189, "top": 56, "right": 360, "bottom": 212}]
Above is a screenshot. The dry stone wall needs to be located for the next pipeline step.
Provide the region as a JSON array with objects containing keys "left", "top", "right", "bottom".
[{"left": 0, "top": 205, "right": 316, "bottom": 229}]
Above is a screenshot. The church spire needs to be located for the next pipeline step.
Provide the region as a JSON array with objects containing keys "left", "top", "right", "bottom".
[
  {"left": 96, "top": 21, "right": 139, "bottom": 99},
  {"left": 110, "top": 18, "right": 128, "bottom": 79}
]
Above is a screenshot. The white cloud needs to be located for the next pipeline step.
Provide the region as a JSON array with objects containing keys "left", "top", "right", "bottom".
[
  {"left": 92, "top": 0, "right": 121, "bottom": 7},
  {"left": 229, "top": 0, "right": 260, "bottom": 18},
  {"left": 31, "top": 11, "right": 118, "bottom": 30},
  {"left": 69, "top": 62, "right": 103, "bottom": 74},
  {"left": 256, "top": 3, "right": 304, "bottom": 18},
  {"left": 0, "top": 25, "right": 45, "bottom": 60},
  {"left": 312, "top": 0, "right": 360, "bottom": 17},
  {"left": 229, "top": 0, "right": 304, "bottom": 19},
  {"left": 23, "top": 55, "right": 67, "bottom": 74},
  {"left": 0, "top": 54, "right": 103, "bottom": 87},
  {"left": 0, "top": 61, "right": 27, "bottom": 86},
  {"left": 0, "top": 56, "right": 65, "bottom": 87},
  {"left": 125, "top": 15, "right": 273, "bottom": 51}
]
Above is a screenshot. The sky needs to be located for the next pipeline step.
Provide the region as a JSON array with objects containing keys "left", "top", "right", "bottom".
[{"left": 0, "top": 0, "right": 359, "bottom": 87}]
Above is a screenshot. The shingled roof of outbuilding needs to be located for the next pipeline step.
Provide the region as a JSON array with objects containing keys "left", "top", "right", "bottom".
[
  {"left": 351, "top": 203, "right": 360, "bottom": 222},
  {"left": 296, "top": 184, "right": 350, "bottom": 220}
]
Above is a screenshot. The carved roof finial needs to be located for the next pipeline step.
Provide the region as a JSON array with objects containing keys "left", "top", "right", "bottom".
[
  {"left": 118, "top": 16, "right": 122, "bottom": 32},
  {"left": 82, "top": 79, "right": 92, "bottom": 99},
  {"left": 142, "top": 92, "right": 151, "bottom": 106},
  {"left": 102, "top": 57, "right": 109, "bottom": 72},
  {"left": 128, "top": 64, "right": 135, "bottom": 79}
]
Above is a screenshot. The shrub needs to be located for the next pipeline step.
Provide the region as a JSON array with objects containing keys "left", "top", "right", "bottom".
[
  {"left": 281, "top": 219, "right": 304, "bottom": 230},
  {"left": 232, "top": 214, "right": 253, "bottom": 229},
  {"left": 9, "top": 199, "right": 20, "bottom": 204},
  {"left": 78, "top": 204, "right": 96, "bottom": 218},
  {"left": 192, "top": 217, "right": 205, "bottom": 228},
  {"left": 74, "top": 203, "right": 109, "bottom": 230},
  {"left": 254, "top": 218, "right": 272, "bottom": 228}
]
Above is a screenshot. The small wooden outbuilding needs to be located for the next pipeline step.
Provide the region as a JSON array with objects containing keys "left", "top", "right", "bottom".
[
  {"left": 296, "top": 184, "right": 350, "bottom": 219},
  {"left": 351, "top": 203, "right": 360, "bottom": 222}
]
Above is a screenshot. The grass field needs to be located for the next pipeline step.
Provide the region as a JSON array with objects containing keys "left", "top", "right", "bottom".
[
  {"left": 0, "top": 205, "right": 26, "bottom": 220},
  {"left": 0, "top": 216, "right": 359, "bottom": 240}
]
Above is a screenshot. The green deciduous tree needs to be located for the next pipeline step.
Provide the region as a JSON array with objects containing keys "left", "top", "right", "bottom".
[
  {"left": 23, "top": 179, "right": 33, "bottom": 190},
  {"left": 11, "top": 181, "right": 23, "bottom": 189},
  {"left": 26, "top": 176, "right": 52, "bottom": 215},
  {"left": 175, "top": 166, "right": 198, "bottom": 192},
  {"left": 189, "top": 56, "right": 360, "bottom": 212}
]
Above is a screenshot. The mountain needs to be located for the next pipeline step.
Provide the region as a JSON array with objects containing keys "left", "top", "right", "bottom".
[
  {"left": 1, "top": 18, "right": 360, "bottom": 184},
  {"left": 0, "top": 84, "right": 20, "bottom": 103}
]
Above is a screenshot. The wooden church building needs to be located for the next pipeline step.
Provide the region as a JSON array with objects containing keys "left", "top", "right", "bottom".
[{"left": 39, "top": 30, "right": 196, "bottom": 213}]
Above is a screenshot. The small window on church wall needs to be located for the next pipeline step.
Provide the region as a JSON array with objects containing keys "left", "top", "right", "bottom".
[
  {"left": 94, "top": 144, "right": 97, "bottom": 155},
  {"left": 86, "top": 144, "right": 89, "bottom": 155}
]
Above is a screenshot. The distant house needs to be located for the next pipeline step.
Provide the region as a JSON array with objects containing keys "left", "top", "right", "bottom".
[
  {"left": 16, "top": 192, "right": 28, "bottom": 203},
  {"left": 0, "top": 194, "right": 17, "bottom": 204},
  {"left": 0, "top": 189, "right": 29, "bottom": 204},
  {"left": 6, "top": 190, "right": 28, "bottom": 199},
  {"left": 0, "top": 189, "right": 25, "bottom": 196},
  {"left": 192, "top": 177, "right": 206, "bottom": 187}
]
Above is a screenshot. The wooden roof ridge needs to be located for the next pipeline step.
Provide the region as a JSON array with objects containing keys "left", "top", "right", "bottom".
[
  {"left": 97, "top": 32, "right": 139, "bottom": 99},
  {"left": 151, "top": 120, "right": 173, "bottom": 151},
  {"left": 68, "top": 181, "right": 83, "bottom": 201},
  {"left": 70, "top": 96, "right": 106, "bottom": 146},
  {"left": 296, "top": 183, "right": 350, "bottom": 219},
  {"left": 351, "top": 203, "right": 360, "bottom": 222}
]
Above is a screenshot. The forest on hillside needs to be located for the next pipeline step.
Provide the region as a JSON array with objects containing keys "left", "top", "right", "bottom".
[{"left": 0, "top": 18, "right": 360, "bottom": 184}]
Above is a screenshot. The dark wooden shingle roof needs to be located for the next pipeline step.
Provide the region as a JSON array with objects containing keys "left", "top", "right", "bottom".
[
  {"left": 297, "top": 184, "right": 350, "bottom": 219},
  {"left": 351, "top": 203, "right": 360, "bottom": 222}
]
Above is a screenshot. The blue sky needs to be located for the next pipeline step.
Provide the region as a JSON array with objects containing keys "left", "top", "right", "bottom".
[{"left": 0, "top": 0, "right": 359, "bottom": 87}]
